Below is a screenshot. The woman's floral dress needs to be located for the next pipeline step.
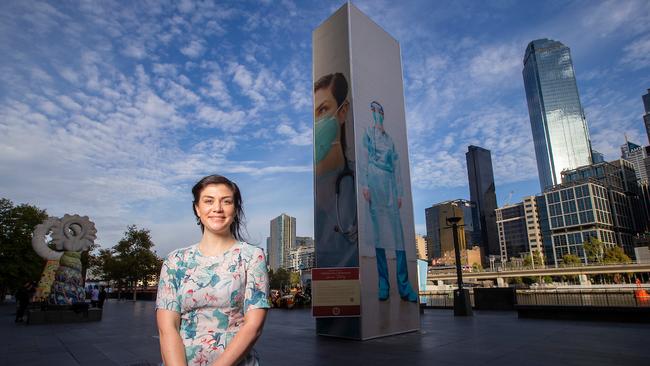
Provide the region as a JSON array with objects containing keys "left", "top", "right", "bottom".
[{"left": 156, "top": 242, "right": 270, "bottom": 366}]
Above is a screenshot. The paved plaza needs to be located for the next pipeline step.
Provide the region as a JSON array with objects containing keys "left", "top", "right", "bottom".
[{"left": 1, "top": 300, "right": 648, "bottom": 365}]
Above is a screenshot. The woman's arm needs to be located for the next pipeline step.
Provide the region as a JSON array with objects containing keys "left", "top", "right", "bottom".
[
  {"left": 211, "top": 308, "right": 268, "bottom": 366},
  {"left": 157, "top": 309, "right": 187, "bottom": 366}
]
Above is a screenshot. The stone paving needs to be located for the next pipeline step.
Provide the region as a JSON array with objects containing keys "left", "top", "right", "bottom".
[{"left": 1, "top": 300, "right": 648, "bottom": 365}]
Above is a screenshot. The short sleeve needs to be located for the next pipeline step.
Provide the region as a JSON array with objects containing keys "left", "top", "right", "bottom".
[
  {"left": 244, "top": 247, "right": 271, "bottom": 313},
  {"left": 156, "top": 252, "right": 183, "bottom": 313}
]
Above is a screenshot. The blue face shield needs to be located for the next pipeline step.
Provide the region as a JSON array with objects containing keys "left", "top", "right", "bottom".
[{"left": 314, "top": 102, "right": 344, "bottom": 163}]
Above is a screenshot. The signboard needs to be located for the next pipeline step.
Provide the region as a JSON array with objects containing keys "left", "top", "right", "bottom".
[{"left": 312, "top": 267, "right": 361, "bottom": 317}]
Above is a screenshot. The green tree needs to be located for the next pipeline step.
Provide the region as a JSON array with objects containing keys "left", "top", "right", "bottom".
[
  {"left": 561, "top": 253, "right": 582, "bottom": 266},
  {"left": 81, "top": 242, "right": 100, "bottom": 284},
  {"left": 289, "top": 271, "right": 301, "bottom": 286},
  {"left": 108, "top": 225, "right": 162, "bottom": 300},
  {"left": 524, "top": 250, "right": 545, "bottom": 268},
  {"left": 603, "top": 246, "right": 632, "bottom": 264},
  {"left": 471, "top": 262, "right": 483, "bottom": 272},
  {"left": 269, "top": 268, "right": 290, "bottom": 290},
  {"left": 0, "top": 198, "right": 48, "bottom": 300},
  {"left": 583, "top": 237, "right": 604, "bottom": 263}
]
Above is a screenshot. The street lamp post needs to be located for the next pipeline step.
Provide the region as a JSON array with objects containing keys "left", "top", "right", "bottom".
[{"left": 446, "top": 208, "right": 473, "bottom": 317}]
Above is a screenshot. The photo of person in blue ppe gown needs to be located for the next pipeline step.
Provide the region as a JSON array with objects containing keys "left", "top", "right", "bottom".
[
  {"left": 313, "top": 72, "right": 358, "bottom": 268},
  {"left": 361, "top": 101, "right": 417, "bottom": 302}
]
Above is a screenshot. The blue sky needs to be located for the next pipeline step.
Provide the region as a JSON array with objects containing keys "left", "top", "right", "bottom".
[{"left": 1, "top": 0, "right": 649, "bottom": 257}]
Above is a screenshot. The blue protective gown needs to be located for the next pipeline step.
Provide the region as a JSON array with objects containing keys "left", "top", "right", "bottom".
[{"left": 362, "top": 126, "right": 405, "bottom": 251}]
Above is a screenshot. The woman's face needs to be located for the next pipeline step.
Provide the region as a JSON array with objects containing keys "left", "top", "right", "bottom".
[
  {"left": 314, "top": 87, "right": 346, "bottom": 124},
  {"left": 194, "top": 183, "right": 236, "bottom": 236}
]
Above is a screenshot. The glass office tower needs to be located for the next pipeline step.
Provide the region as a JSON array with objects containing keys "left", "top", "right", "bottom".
[
  {"left": 643, "top": 89, "right": 650, "bottom": 144},
  {"left": 466, "top": 145, "right": 499, "bottom": 257},
  {"left": 523, "top": 39, "right": 593, "bottom": 191}
]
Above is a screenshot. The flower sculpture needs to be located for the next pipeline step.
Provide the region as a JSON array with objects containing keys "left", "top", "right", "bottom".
[{"left": 31, "top": 214, "right": 96, "bottom": 305}]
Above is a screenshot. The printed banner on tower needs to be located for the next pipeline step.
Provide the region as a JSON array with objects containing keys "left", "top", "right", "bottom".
[
  {"left": 312, "top": 3, "right": 419, "bottom": 340},
  {"left": 312, "top": 3, "right": 361, "bottom": 338},
  {"left": 348, "top": 4, "right": 420, "bottom": 339}
]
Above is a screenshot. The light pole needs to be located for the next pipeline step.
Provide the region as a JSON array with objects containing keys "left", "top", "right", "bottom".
[{"left": 446, "top": 206, "right": 473, "bottom": 317}]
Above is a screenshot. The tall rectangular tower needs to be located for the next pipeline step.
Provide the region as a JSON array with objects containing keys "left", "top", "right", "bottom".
[
  {"left": 313, "top": 2, "right": 419, "bottom": 340},
  {"left": 466, "top": 145, "right": 499, "bottom": 257},
  {"left": 268, "top": 213, "right": 296, "bottom": 271},
  {"left": 641, "top": 89, "right": 650, "bottom": 142},
  {"left": 523, "top": 39, "right": 593, "bottom": 190}
]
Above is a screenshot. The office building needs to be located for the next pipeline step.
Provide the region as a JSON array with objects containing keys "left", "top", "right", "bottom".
[
  {"left": 542, "top": 160, "right": 639, "bottom": 264},
  {"left": 268, "top": 213, "right": 296, "bottom": 270},
  {"left": 289, "top": 238, "right": 315, "bottom": 271},
  {"left": 592, "top": 150, "right": 605, "bottom": 164},
  {"left": 495, "top": 203, "right": 528, "bottom": 262},
  {"left": 523, "top": 38, "right": 593, "bottom": 190},
  {"left": 641, "top": 89, "right": 650, "bottom": 143},
  {"left": 425, "top": 199, "right": 475, "bottom": 261},
  {"left": 495, "top": 196, "right": 544, "bottom": 263},
  {"left": 466, "top": 145, "right": 499, "bottom": 256},
  {"left": 415, "top": 234, "right": 428, "bottom": 261},
  {"left": 621, "top": 140, "right": 649, "bottom": 182}
]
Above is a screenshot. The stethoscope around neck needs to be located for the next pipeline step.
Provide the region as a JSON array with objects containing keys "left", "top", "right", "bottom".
[{"left": 334, "top": 121, "right": 358, "bottom": 244}]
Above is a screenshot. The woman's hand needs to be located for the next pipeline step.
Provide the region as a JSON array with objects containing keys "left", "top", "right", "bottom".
[
  {"left": 211, "top": 308, "right": 268, "bottom": 366},
  {"left": 157, "top": 309, "right": 187, "bottom": 366}
]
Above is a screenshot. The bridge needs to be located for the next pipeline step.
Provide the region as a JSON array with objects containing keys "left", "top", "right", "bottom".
[{"left": 427, "top": 262, "right": 650, "bottom": 282}]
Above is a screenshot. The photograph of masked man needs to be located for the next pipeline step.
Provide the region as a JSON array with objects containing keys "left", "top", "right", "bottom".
[
  {"left": 361, "top": 101, "right": 417, "bottom": 302},
  {"left": 314, "top": 72, "right": 358, "bottom": 268}
]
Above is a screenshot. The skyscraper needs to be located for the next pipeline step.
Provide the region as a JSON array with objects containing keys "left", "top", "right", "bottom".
[
  {"left": 424, "top": 199, "right": 475, "bottom": 261},
  {"left": 466, "top": 145, "right": 499, "bottom": 257},
  {"left": 268, "top": 213, "right": 296, "bottom": 271},
  {"left": 621, "top": 140, "right": 648, "bottom": 181},
  {"left": 643, "top": 89, "right": 650, "bottom": 144},
  {"left": 495, "top": 196, "right": 543, "bottom": 263},
  {"left": 523, "top": 38, "right": 593, "bottom": 190}
]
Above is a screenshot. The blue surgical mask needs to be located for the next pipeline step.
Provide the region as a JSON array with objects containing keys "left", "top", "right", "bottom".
[{"left": 314, "top": 103, "right": 344, "bottom": 163}]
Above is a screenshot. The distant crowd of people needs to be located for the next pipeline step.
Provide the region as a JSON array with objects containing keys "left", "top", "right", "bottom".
[
  {"left": 13, "top": 282, "right": 109, "bottom": 323},
  {"left": 87, "top": 285, "right": 107, "bottom": 309}
]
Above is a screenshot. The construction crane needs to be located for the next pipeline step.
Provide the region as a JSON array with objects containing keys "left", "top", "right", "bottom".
[{"left": 504, "top": 190, "right": 514, "bottom": 206}]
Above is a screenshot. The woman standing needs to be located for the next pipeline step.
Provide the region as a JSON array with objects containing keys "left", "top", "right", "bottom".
[{"left": 156, "top": 175, "right": 270, "bottom": 366}]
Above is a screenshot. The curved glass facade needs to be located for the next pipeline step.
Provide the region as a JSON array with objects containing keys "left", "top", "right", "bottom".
[{"left": 523, "top": 39, "right": 592, "bottom": 190}]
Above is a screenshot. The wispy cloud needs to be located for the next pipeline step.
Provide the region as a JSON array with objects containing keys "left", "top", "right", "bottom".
[
  {"left": 1, "top": 0, "right": 648, "bottom": 255},
  {"left": 621, "top": 36, "right": 650, "bottom": 70}
]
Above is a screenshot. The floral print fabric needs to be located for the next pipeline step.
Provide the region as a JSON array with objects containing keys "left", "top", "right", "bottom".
[{"left": 156, "top": 242, "right": 270, "bottom": 366}]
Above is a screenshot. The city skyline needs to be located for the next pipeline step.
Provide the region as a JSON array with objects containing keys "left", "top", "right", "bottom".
[{"left": 1, "top": 1, "right": 649, "bottom": 257}]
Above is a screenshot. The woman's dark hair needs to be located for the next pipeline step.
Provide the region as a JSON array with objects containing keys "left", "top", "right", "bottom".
[
  {"left": 314, "top": 72, "right": 348, "bottom": 107},
  {"left": 192, "top": 174, "right": 246, "bottom": 241}
]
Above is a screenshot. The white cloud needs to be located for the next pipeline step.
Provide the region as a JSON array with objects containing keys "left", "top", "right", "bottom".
[
  {"left": 152, "top": 63, "right": 178, "bottom": 77},
  {"left": 229, "top": 63, "right": 286, "bottom": 108},
  {"left": 276, "top": 123, "right": 312, "bottom": 146},
  {"left": 621, "top": 37, "right": 650, "bottom": 70},
  {"left": 468, "top": 43, "right": 521, "bottom": 87},
  {"left": 581, "top": 0, "right": 650, "bottom": 37},
  {"left": 123, "top": 41, "right": 148, "bottom": 59},
  {"left": 196, "top": 105, "right": 247, "bottom": 131},
  {"left": 201, "top": 72, "right": 232, "bottom": 106},
  {"left": 180, "top": 39, "right": 205, "bottom": 58}
]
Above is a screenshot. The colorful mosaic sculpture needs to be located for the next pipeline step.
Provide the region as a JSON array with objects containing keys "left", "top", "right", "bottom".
[{"left": 32, "top": 215, "right": 96, "bottom": 304}]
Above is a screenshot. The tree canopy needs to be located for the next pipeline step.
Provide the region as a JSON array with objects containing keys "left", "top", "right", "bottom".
[
  {"left": 583, "top": 237, "right": 604, "bottom": 263},
  {"left": 91, "top": 225, "right": 162, "bottom": 298},
  {"left": 0, "top": 198, "right": 48, "bottom": 297},
  {"left": 561, "top": 253, "right": 582, "bottom": 266},
  {"left": 602, "top": 245, "right": 632, "bottom": 264}
]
